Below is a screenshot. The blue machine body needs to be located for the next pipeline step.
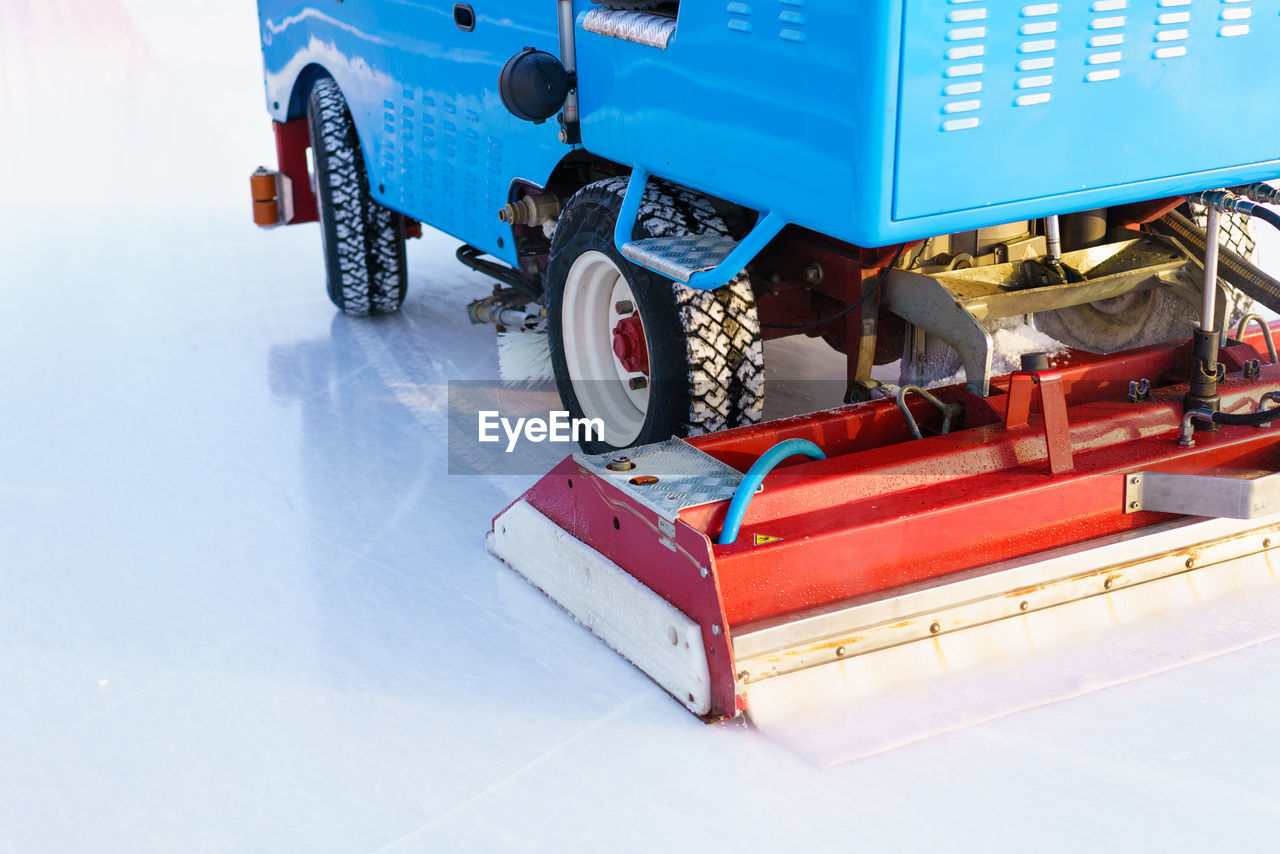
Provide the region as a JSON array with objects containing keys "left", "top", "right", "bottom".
[{"left": 258, "top": 1, "right": 1280, "bottom": 262}]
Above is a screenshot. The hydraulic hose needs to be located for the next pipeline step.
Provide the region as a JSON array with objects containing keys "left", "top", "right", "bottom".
[
  {"left": 456, "top": 245, "right": 541, "bottom": 299},
  {"left": 1201, "top": 405, "right": 1280, "bottom": 427},
  {"left": 716, "top": 438, "right": 826, "bottom": 546},
  {"left": 1151, "top": 210, "right": 1280, "bottom": 315},
  {"left": 1179, "top": 392, "right": 1280, "bottom": 445},
  {"left": 1189, "top": 189, "right": 1280, "bottom": 238},
  {"left": 1247, "top": 204, "right": 1280, "bottom": 237}
]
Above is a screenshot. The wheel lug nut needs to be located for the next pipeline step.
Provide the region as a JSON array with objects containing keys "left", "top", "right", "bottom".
[
  {"left": 629, "top": 377, "right": 648, "bottom": 390},
  {"left": 614, "top": 300, "right": 635, "bottom": 315}
]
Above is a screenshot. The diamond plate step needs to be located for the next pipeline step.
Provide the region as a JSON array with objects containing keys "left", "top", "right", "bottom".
[
  {"left": 620, "top": 235, "right": 738, "bottom": 284},
  {"left": 581, "top": 9, "right": 677, "bottom": 50},
  {"left": 575, "top": 438, "right": 749, "bottom": 523}
]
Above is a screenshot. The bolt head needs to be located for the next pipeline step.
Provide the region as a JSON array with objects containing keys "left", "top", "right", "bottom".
[
  {"left": 606, "top": 456, "right": 635, "bottom": 472},
  {"left": 929, "top": 621, "right": 941, "bottom": 635}
]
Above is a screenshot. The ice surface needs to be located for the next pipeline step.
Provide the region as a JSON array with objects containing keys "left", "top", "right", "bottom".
[
  {"left": 751, "top": 556, "right": 1280, "bottom": 766},
  {"left": 3, "top": 2, "right": 1280, "bottom": 851}
]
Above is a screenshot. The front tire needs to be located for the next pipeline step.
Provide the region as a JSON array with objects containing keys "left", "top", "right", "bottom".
[
  {"left": 546, "top": 178, "right": 764, "bottom": 453},
  {"left": 307, "top": 77, "right": 408, "bottom": 317}
]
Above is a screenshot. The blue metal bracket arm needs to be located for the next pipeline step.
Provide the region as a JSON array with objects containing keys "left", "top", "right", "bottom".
[
  {"left": 612, "top": 165, "right": 651, "bottom": 254},
  {"left": 614, "top": 166, "right": 788, "bottom": 291}
]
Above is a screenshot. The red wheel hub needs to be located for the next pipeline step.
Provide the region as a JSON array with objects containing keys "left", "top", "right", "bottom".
[{"left": 612, "top": 314, "right": 650, "bottom": 375}]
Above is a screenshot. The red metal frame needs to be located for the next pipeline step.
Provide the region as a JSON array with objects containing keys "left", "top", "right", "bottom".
[
  {"left": 273, "top": 119, "right": 319, "bottom": 225},
  {"left": 752, "top": 234, "right": 917, "bottom": 387},
  {"left": 517, "top": 458, "right": 736, "bottom": 716},
  {"left": 500, "top": 323, "right": 1280, "bottom": 719},
  {"left": 749, "top": 202, "right": 1188, "bottom": 392},
  {"left": 1109, "top": 197, "right": 1182, "bottom": 230},
  {"left": 266, "top": 120, "right": 421, "bottom": 236}
]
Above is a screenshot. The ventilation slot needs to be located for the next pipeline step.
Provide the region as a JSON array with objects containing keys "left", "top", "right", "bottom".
[
  {"left": 778, "top": 0, "right": 807, "bottom": 44},
  {"left": 1219, "top": 0, "right": 1252, "bottom": 37},
  {"left": 1153, "top": 0, "right": 1190, "bottom": 59},
  {"left": 1085, "top": 0, "right": 1126, "bottom": 82},
  {"left": 1014, "top": 3, "right": 1058, "bottom": 107},
  {"left": 940, "top": 0, "right": 986, "bottom": 131}
]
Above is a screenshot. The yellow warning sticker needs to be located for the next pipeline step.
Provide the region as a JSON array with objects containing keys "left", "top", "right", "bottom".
[{"left": 754, "top": 534, "right": 783, "bottom": 546}]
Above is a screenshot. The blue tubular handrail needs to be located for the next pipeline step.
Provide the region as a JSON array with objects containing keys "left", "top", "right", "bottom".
[
  {"left": 613, "top": 165, "right": 650, "bottom": 252},
  {"left": 716, "top": 439, "right": 827, "bottom": 546},
  {"left": 613, "top": 165, "right": 788, "bottom": 291}
]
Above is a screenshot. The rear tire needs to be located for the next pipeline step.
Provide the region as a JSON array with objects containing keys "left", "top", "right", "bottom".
[
  {"left": 546, "top": 178, "right": 764, "bottom": 453},
  {"left": 307, "top": 78, "right": 408, "bottom": 317}
]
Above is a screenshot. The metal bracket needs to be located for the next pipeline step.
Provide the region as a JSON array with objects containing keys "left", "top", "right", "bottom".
[
  {"left": 896, "top": 385, "right": 963, "bottom": 439},
  {"left": 1128, "top": 378, "right": 1151, "bottom": 403},
  {"left": 882, "top": 268, "right": 994, "bottom": 395},
  {"left": 271, "top": 119, "right": 319, "bottom": 225},
  {"left": 882, "top": 234, "right": 1185, "bottom": 396},
  {"left": 1236, "top": 312, "right": 1278, "bottom": 364},
  {"left": 1004, "top": 370, "right": 1074, "bottom": 473},
  {"left": 1124, "top": 470, "right": 1280, "bottom": 518}
]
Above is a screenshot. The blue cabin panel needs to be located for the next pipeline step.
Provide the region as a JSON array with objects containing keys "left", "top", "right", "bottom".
[
  {"left": 256, "top": 1, "right": 1280, "bottom": 254},
  {"left": 893, "top": 0, "right": 1280, "bottom": 229},
  {"left": 257, "top": 1, "right": 566, "bottom": 265}
]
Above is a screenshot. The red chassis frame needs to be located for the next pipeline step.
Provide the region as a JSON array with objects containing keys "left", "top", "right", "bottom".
[
  {"left": 502, "top": 323, "right": 1280, "bottom": 719},
  {"left": 262, "top": 120, "right": 424, "bottom": 237},
  {"left": 748, "top": 198, "right": 1186, "bottom": 388},
  {"left": 272, "top": 119, "right": 318, "bottom": 225}
]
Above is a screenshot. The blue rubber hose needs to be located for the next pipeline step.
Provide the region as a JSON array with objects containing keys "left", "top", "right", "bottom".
[{"left": 716, "top": 438, "right": 827, "bottom": 546}]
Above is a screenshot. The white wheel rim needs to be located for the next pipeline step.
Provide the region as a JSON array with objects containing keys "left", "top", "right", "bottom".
[{"left": 561, "top": 251, "right": 651, "bottom": 447}]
